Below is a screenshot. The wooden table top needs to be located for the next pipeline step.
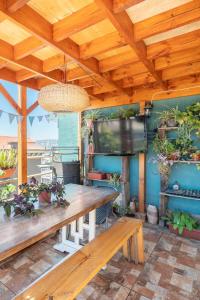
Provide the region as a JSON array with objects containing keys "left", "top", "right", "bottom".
[{"left": 0, "top": 184, "right": 118, "bottom": 262}]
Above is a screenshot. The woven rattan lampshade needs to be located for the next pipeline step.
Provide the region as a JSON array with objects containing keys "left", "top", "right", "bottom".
[{"left": 38, "top": 83, "right": 90, "bottom": 112}]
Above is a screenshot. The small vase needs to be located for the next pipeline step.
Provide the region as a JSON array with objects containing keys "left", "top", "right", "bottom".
[
  {"left": 38, "top": 191, "right": 51, "bottom": 207},
  {"left": 147, "top": 205, "right": 158, "bottom": 224}
]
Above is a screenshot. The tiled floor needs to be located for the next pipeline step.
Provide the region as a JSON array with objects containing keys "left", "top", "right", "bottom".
[{"left": 0, "top": 220, "right": 200, "bottom": 300}]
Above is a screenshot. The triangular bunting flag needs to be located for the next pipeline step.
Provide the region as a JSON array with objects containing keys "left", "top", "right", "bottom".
[
  {"left": 45, "top": 115, "right": 50, "bottom": 123},
  {"left": 8, "top": 113, "right": 15, "bottom": 124},
  {"left": 29, "top": 116, "right": 35, "bottom": 126},
  {"left": 37, "top": 116, "right": 43, "bottom": 122}
]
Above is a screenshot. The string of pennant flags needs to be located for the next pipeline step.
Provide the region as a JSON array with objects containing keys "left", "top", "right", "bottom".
[{"left": 0, "top": 109, "right": 58, "bottom": 126}]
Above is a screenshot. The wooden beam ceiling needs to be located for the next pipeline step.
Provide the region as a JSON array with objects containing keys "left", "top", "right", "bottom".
[
  {"left": 14, "top": 36, "right": 44, "bottom": 60},
  {"left": 134, "top": 1, "right": 200, "bottom": 41},
  {"left": 0, "top": 2, "right": 129, "bottom": 97},
  {"left": 113, "top": 0, "right": 145, "bottom": 13},
  {"left": 94, "top": 0, "right": 167, "bottom": 90},
  {"left": 7, "top": 0, "right": 30, "bottom": 13}
]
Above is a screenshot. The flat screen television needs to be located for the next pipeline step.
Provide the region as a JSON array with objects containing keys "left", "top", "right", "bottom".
[{"left": 93, "top": 116, "right": 147, "bottom": 155}]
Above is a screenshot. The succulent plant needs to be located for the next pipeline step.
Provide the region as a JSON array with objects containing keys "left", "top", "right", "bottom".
[{"left": 0, "top": 149, "right": 17, "bottom": 170}]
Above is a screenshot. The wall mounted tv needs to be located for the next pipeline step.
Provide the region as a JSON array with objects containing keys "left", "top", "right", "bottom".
[{"left": 93, "top": 116, "right": 147, "bottom": 155}]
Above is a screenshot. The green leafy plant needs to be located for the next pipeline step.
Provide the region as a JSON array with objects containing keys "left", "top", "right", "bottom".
[
  {"left": 109, "top": 173, "right": 121, "bottom": 191},
  {"left": 162, "top": 211, "right": 200, "bottom": 235},
  {"left": 0, "top": 149, "right": 17, "bottom": 170},
  {"left": 0, "top": 184, "right": 16, "bottom": 217},
  {"left": 153, "top": 135, "right": 175, "bottom": 158},
  {"left": 112, "top": 202, "right": 131, "bottom": 216}
]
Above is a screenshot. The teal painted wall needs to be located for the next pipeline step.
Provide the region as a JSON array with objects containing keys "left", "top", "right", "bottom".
[
  {"left": 58, "top": 112, "right": 78, "bottom": 161},
  {"left": 58, "top": 96, "right": 200, "bottom": 215}
]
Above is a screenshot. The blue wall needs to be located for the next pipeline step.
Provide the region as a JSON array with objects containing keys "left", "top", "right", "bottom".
[
  {"left": 90, "top": 96, "right": 200, "bottom": 215},
  {"left": 58, "top": 96, "right": 200, "bottom": 215}
]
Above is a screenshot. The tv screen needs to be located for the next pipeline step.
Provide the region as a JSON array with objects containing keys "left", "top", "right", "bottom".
[{"left": 93, "top": 117, "right": 147, "bottom": 155}]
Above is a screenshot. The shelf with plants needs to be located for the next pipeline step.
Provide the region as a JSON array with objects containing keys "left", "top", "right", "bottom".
[{"left": 152, "top": 102, "right": 200, "bottom": 224}]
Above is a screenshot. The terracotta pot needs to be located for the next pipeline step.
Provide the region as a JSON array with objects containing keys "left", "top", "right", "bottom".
[
  {"left": 168, "top": 224, "right": 200, "bottom": 241},
  {"left": 0, "top": 168, "right": 16, "bottom": 179},
  {"left": 38, "top": 191, "right": 51, "bottom": 203},
  {"left": 88, "top": 172, "right": 106, "bottom": 180}
]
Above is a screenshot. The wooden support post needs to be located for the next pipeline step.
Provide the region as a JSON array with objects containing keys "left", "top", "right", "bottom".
[
  {"left": 138, "top": 102, "right": 146, "bottom": 213},
  {"left": 18, "top": 85, "right": 27, "bottom": 185},
  {"left": 121, "top": 156, "right": 130, "bottom": 207}
]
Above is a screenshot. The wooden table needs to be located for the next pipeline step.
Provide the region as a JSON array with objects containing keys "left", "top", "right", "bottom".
[{"left": 0, "top": 184, "right": 118, "bottom": 262}]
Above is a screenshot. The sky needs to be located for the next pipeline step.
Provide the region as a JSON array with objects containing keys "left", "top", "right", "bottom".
[{"left": 0, "top": 80, "right": 58, "bottom": 140}]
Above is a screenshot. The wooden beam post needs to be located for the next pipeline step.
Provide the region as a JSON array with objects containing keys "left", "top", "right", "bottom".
[
  {"left": 18, "top": 85, "right": 27, "bottom": 185},
  {"left": 138, "top": 101, "right": 146, "bottom": 213}
]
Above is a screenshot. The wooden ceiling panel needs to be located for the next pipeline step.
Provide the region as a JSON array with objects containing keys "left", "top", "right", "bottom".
[
  {"left": 145, "top": 20, "right": 200, "bottom": 45},
  {"left": 33, "top": 46, "right": 61, "bottom": 60},
  {"left": 70, "top": 19, "right": 116, "bottom": 45},
  {"left": 28, "top": 0, "right": 93, "bottom": 24},
  {"left": 6, "top": 63, "right": 22, "bottom": 71},
  {"left": 0, "top": 19, "right": 31, "bottom": 45},
  {"left": 96, "top": 45, "right": 132, "bottom": 60},
  {"left": 134, "top": 1, "right": 200, "bottom": 42},
  {"left": 126, "top": 0, "right": 192, "bottom": 23}
]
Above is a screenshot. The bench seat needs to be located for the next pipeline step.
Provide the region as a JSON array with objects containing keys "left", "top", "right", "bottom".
[{"left": 15, "top": 217, "right": 144, "bottom": 300}]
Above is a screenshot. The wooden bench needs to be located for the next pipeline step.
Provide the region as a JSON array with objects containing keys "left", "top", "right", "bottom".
[{"left": 14, "top": 217, "right": 144, "bottom": 300}]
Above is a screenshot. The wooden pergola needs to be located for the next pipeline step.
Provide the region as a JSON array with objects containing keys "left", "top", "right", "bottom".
[{"left": 1, "top": 0, "right": 200, "bottom": 211}]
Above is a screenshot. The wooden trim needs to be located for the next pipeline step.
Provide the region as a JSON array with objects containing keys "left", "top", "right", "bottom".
[
  {"left": 7, "top": 0, "right": 30, "bottom": 12},
  {"left": 0, "top": 82, "right": 22, "bottom": 114},
  {"left": 27, "top": 100, "right": 39, "bottom": 115},
  {"left": 17, "top": 85, "right": 27, "bottom": 185},
  {"left": 113, "top": 0, "right": 145, "bottom": 13}
]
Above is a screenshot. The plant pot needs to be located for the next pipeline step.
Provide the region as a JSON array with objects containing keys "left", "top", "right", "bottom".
[
  {"left": 147, "top": 205, "right": 158, "bottom": 224},
  {"left": 88, "top": 172, "right": 106, "bottom": 180},
  {"left": 168, "top": 224, "right": 200, "bottom": 240},
  {"left": 38, "top": 191, "right": 51, "bottom": 206},
  {"left": 106, "top": 173, "right": 112, "bottom": 180},
  {"left": 166, "top": 119, "right": 177, "bottom": 127},
  {"left": 0, "top": 168, "right": 16, "bottom": 179}
]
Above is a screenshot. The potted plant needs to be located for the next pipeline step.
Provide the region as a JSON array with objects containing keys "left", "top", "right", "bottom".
[
  {"left": 157, "top": 108, "right": 177, "bottom": 128},
  {"left": 109, "top": 173, "right": 121, "bottom": 191},
  {"left": 0, "top": 149, "right": 17, "bottom": 179},
  {"left": 37, "top": 182, "right": 52, "bottom": 206},
  {"left": 162, "top": 211, "right": 200, "bottom": 240},
  {"left": 12, "top": 194, "right": 42, "bottom": 217},
  {"left": 50, "top": 181, "right": 69, "bottom": 207},
  {"left": 190, "top": 150, "right": 200, "bottom": 161},
  {"left": 0, "top": 184, "right": 16, "bottom": 217},
  {"left": 83, "top": 110, "right": 101, "bottom": 128}
]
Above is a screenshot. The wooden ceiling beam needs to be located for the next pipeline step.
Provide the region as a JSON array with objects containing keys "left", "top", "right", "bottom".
[
  {"left": 14, "top": 36, "right": 44, "bottom": 60},
  {"left": 53, "top": 3, "right": 105, "bottom": 42},
  {"left": 134, "top": 1, "right": 200, "bottom": 41},
  {"left": 16, "top": 69, "right": 36, "bottom": 82},
  {"left": 0, "top": 39, "right": 63, "bottom": 84},
  {"left": 6, "top": 0, "right": 30, "bottom": 13},
  {"left": 0, "top": 2, "right": 128, "bottom": 96},
  {"left": 99, "top": 49, "right": 138, "bottom": 72},
  {"left": 113, "top": 0, "right": 145, "bottom": 13},
  {"left": 0, "top": 67, "right": 16, "bottom": 83},
  {"left": 94, "top": 0, "right": 167, "bottom": 90},
  {"left": 0, "top": 82, "right": 22, "bottom": 114},
  {"left": 67, "top": 68, "right": 89, "bottom": 81},
  {"left": 155, "top": 47, "right": 200, "bottom": 71},
  {"left": 0, "top": 58, "right": 8, "bottom": 69},
  {"left": 111, "top": 61, "right": 148, "bottom": 81},
  {"left": 43, "top": 54, "right": 66, "bottom": 72},
  {"left": 80, "top": 31, "right": 126, "bottom": 59},
  {"left": 147, "top": 29, "right": 200, "bottom": 60},
  {"left": 77, "top": 77, "right": 94, "bottom": 88},
  {"left": 163, "top": 61, "right": 200, "bottom": 81},
  {"left": 122, "top": 72, "right": 156, "bottom": 88}
]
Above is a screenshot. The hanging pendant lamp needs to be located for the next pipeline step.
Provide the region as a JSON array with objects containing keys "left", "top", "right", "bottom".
[{"left": 38, "top": 62, "right": 90, "bottom": 112}]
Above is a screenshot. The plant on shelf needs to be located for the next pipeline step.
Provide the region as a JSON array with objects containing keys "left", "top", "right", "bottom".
[
  {"left": 157, "top": 106, "right": 179, "bottom": 128},
  {"left": 0, "top": 149, "right": 17, "bottom": 178},
  {"left": 119, "top": 108, "right": 137, "bottom": 120},
  {"left": 109, "top": 173, "right": 121, "bottom": 191},
  {"left": 175, "top": 123, "right": 194, "bottom": 159},
  {"left": 162, "top": 211, "right": 200, "bottom": 235},
  {"left": 0, "top": 184, "right": 16, "bottom": 217},
  {"left": 50, "top": 181, "right": 69, "bottom": 207}
]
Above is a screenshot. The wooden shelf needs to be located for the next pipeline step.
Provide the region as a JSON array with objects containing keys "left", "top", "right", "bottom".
[
  {"left": 160, "top": 192, "right": 200, "bottom": 201},
  {"left": 172, "top": 160, "right": 200, "bottom": 164},
  {"left": 158, "top": 127, "right": 178, "bottom": 131},
  {"left": 87, "top": 178, "right": 110, "bottom": 183}
]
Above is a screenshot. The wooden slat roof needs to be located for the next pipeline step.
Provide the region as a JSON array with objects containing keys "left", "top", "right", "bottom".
[{"left": 0, "top": 0, "right": 200, "bottom": 108}]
